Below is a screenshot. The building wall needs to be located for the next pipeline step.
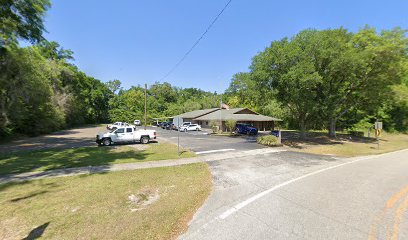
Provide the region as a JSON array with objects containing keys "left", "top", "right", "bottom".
[
  {"left": 194, "top": 120, "right": 216, "bottom": 128},
  {"left": 195, "top": 120, "right": 275, "bottom": 132}
]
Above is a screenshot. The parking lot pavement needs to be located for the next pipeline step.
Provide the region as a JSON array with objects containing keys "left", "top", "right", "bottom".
[
  {"left": 152, "top": 127, "right": 266, "bottom": 154},
  {"left": 0, "top": 125, "right": 107, "bottom": 153}
]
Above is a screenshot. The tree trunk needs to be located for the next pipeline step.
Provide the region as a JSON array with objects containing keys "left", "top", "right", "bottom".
[
  {"left": 299, "top": 117, "right": 306, "bottom": 139},
  {"left": 329, "top": 118, "right": 337, "bottom": 138}
]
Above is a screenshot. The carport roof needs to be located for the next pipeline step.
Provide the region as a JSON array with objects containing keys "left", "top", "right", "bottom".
[{"left": 172, "top": 108, "right": 219, "bottom": 119}]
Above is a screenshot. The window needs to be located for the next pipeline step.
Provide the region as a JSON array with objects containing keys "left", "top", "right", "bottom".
[
  {"left": 206, "top": 122, "right": 208, "bottom": 125},
  {"left": 126, "top": 128, "right": 133, "bottom": 133},
  {"left": 115, "top": 128, "right": 124, "bottom": 134}
]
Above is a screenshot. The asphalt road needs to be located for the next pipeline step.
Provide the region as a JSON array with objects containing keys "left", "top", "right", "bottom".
[
  {"left": 153, "top": 126, "right": 265, "bottom": 153},
  {"left": 181, "top": 149, "right": 408, "bottom": 240}
]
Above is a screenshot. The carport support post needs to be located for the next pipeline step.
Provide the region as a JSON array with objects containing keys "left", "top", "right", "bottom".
[{"left": 278, "top": 130, "right": 282, "bottom": 144}]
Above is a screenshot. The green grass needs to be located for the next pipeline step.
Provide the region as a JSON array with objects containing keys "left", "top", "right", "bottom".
[
  {"left": 0, "top": 163, "right": 212, "bottom": 240},
  {"left": 0, "top": 143, "right": 196, "bottom": 176},
  {"left": 290, "top": 132, "right": 408, "bottom": 157}
]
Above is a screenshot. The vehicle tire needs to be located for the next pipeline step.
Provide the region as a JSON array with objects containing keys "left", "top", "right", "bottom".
[
  {"left": 141, "top": 136, "right": 149, "bottom": 144},
  {"left": 184, "top": 129, "right": 188, "bottom": 132},
  {"left": 102, "top": 138, "right": 111, "bottom": 146},
  {"left": 196, "top": 128, "right": 199, "bottom": 131},
  {"left": 235, "top": 128, "right": 240, "bottom": 133}
]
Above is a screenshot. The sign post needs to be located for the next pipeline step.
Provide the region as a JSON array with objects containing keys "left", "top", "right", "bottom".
[
  {"left": 173, "top": 117, "right": 183, "bottom": 157},
  {"left": 374, "top": 121, "right": 382, "bottom": 149}
]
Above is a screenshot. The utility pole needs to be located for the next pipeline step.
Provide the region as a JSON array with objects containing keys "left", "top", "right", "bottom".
[
  {"left": 144, "top": 83, "right": 147, "bottom": 130},
  {"left": 219, "top": 79, "right": 223, "bottom": 133}
]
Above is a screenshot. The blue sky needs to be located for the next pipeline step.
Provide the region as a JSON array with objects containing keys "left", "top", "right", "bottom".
[{"left": 43, "top": 0, "right": 408, "bottom": 92}]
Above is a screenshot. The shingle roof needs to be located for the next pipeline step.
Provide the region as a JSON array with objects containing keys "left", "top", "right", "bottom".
[
  {"left": 194, "top": 108, "right": 282, "bottom": 122},
  {"left": 172, "top": 108, "right": 219, "bottom": 119}
]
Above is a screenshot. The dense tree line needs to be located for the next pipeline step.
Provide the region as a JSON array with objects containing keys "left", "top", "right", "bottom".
[
  {"left": 0, "top": 0, "right": 112, "bottom": 136},
  {"left": 225, "top": 27, "right": 408, "bottom": 137},
  {"left": 108, "top": 82, "right": 220, "bottom": 123}
]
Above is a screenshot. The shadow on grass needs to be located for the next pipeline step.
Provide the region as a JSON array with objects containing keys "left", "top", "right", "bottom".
[
  {"left": 23, "top": 222, "right": 50, "bottom": 240},
  {"left": 0, "top": 146, "right": 152, "bottom": 176},
  {"left": 10, "top": 190, "right": 48, "bottom": 202},
  {"left": 281, "top": 130, "right": 377, "bottom": 148}
]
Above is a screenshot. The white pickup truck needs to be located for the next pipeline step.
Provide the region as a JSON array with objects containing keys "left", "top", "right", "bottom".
[{"left": 96, "top": 126, "right": 156, "bottom": 146}]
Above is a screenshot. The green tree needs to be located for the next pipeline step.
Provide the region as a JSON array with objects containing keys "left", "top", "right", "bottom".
[
  {"left": 0, "top": 0, "right": 51, "bottom": 46},
  {"left": 316, "top": 27, "right": 408, "bottom": 137},
  {"left": 250, "top": 31, "right": 322, "bottom": 137}
]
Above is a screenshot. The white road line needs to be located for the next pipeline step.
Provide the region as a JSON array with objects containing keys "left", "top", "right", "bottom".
[
  {"left": 218, "top": 155, "right": 383, "bottom": 220},
  {"left": 196, "top": 149, "right": 235, "bottom": 155}
]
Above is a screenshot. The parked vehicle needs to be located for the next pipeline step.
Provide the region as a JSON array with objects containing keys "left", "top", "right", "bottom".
[
  {"left": 161, "top": 122, "right": 170, "bottom": 129},
  {"left": 134, "top": 120, "right": 141, "bottom": 126},
  {"left": 235, "top": 123, "right": 258, "bottom": 135},
  {"left": 166, "top": 123, "right": 174, "bottom": 130},
  {"left": 179, "top": 124, "right": 201, "bottom": 132},
  {"left": 107, "top": 122, "right": 133, "bottom": 130},
  {"left": 96, "top": 126, "right": 156, "bottom": 146},
  {"left": 271, "top": 130, "right": 280, "bottom": 137}
]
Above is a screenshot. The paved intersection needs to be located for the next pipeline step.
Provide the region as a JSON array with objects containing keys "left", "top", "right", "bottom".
[{"left": 181, "top": 149, "right": 408, "bottom": 240}]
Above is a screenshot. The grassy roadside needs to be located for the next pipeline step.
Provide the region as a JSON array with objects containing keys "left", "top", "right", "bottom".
[
  {"left": 0, "top": 163, "right": 212, "bottom": 240},
  {"left": 0, "top": 143, "right": 195, "bottom": 176},
  {"left": 288, "top": 132, "right": 408, "bottom": 157}
]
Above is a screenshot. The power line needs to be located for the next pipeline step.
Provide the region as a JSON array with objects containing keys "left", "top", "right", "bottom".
[{"left": 159, "top": 0, "right": 233, "bottom": 82}]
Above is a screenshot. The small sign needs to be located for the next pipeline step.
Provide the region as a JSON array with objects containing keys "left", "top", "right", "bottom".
[
  {"left": 173, "top": 117, "right": 183, "bottom": 127},
  {"left": 374, "top": 122, "right": 383, "bottom": 130}
]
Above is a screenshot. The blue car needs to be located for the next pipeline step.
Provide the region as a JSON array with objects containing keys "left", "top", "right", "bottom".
[
  {"left": 235, "top": 123, "right": 258, "bottom": 135},
  {"left": 271, "top": 130, "right": 280, "bottom": 137}
]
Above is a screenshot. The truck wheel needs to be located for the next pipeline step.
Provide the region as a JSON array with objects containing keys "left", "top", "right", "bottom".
[
  {"left": 184, "top": 129, "right": 188, "bottom": 132},
  {"left": 102, "top": 138, "right": 111, "bottom": 146},
  {"left": 196, "top": 128, "right": 199, "bottom": 131},
  {"left": 141, "top": 136, "right": 149, "bottom": 144}
]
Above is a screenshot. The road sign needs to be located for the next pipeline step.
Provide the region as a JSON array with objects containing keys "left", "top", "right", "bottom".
[{"left": 374, "top": 121, "right": 382, "bottom": 150}]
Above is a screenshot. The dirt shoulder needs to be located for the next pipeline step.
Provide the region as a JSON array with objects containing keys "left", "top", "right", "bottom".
[{"left": 282, "top": 130, "right": 408, "bottom": 157}]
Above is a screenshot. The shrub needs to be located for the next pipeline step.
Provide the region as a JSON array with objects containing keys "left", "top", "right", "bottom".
[
  {"left": 256, "top": 135, "right": 281, "bottom": 146},
  {"left": 209, "top": 120, "right": 219, "bottom": 133},
  {"left": 225, "top": 119, "right": 237, "bottom": 132}
]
